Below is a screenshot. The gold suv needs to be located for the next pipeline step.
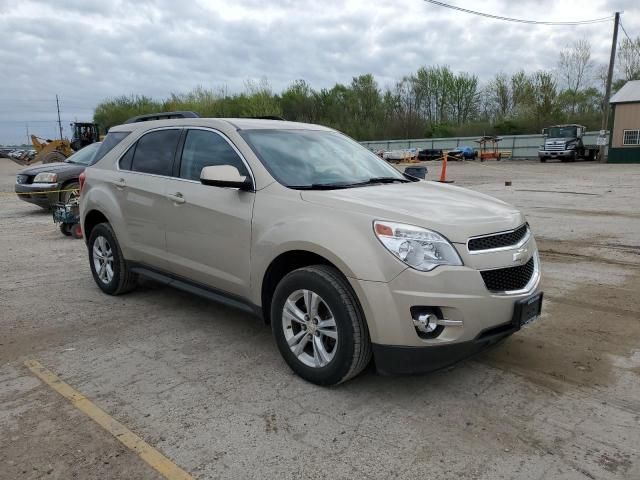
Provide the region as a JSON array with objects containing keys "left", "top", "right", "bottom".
[{"left": 80, "top": 115, "right": 542, "bottom": 385}]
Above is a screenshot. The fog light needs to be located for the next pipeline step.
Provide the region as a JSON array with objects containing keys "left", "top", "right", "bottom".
[
  {"left": 410, "top": 307, "right": 444, "bottom": 339},
  {"left": 410, "top": 306, "right": 463, "bottom": 339},
  {"left": 413, "top": 313, "right": 438, "bottom": 334}
]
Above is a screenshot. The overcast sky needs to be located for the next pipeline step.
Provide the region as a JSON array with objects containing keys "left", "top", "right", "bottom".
[{"left": 0, "top": 0, "right": 637, "bottom": 144}]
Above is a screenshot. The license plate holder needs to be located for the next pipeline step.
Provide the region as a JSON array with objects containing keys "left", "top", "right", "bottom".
[{"left": 513, "top": 292, "right": 543, "bottom": 328}]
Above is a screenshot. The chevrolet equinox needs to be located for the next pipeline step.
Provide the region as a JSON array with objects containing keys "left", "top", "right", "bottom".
[{"left": 80, "top": 117, "right": 543, "bottom": 385}]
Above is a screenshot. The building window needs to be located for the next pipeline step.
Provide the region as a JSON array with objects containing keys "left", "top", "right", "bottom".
[{"left": 623, "top": 129, "right": 640, "bottom": 146}]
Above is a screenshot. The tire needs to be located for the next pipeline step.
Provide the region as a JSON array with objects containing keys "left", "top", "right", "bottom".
[
  {"left": 87, "top": 222, "right": 137, "bottom": 295},
  {"left": 40, "top": 151, "right": 66, "bottom": 164},
  {"left": 271, "top": 265, "right": 372, "bottom": 385},
  {"left": 60, "top": 181, "right": 80, "bottom": 204},
  {"left": 59, "top": 223, "right": 72, "bottom": 236},
  {"left": 540, "top": 158, "right": 547, "bottom": 163}
]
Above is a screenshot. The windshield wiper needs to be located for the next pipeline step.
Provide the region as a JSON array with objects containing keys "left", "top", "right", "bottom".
[
  {"left": 289, "top": 177, "right": 408, "bottom": 190},
  {"left": 361, "top": 176, "right": 409, "bottom": 185},
  {"left": 288, "top": 182, "right": 356, "bottom": 190}
]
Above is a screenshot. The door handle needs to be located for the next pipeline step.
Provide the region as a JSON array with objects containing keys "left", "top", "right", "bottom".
[
  {"left": 167, "top": 192, "right": 185, "bottom": 204},
  {"left": 113, "top": 178, "right": 126, "bottom": 189}
]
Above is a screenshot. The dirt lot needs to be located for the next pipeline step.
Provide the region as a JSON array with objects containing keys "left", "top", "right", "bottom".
[{"left": 1, "top": 158, "right": 639, "bottom": 479}]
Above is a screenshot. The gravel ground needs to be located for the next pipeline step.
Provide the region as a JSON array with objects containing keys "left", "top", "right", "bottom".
[{"left": 1, "top": 158, "right": 639, "bottom": 479}]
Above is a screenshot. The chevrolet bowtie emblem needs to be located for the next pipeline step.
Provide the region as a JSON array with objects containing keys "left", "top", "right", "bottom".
[{"left": 513, "top": 248, "right": 528, "bottom": 263}]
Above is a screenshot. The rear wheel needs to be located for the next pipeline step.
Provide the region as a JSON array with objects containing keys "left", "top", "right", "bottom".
[
  {"left": 271, "top": 265, "right": 372, "bottom": 385},
  {"left": 59, "top": 223, "right": 72, "bottom": 236},
  {"left": 40, "top": 151, "right": 66, "bottom": 164},
  {"left": 88, "top": 222, "right": 137, "bottom": 295}
]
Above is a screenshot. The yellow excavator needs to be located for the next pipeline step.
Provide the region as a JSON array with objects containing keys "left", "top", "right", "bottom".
[{"left": 13, "top": 122, "right": 101, "bottom": 166}]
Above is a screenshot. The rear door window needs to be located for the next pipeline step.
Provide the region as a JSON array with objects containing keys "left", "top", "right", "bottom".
[
  {"left": 91, "top": 131, "right": 130, "bottom": 164},
  {"left": 131, "top": 129, "right": 181, "bottom": 176},
  {"left": 179, "top": 129, "right": 248, "bottom": 181}
]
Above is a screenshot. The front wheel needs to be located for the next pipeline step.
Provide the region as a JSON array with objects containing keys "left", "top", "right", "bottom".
[
  {"left": 87, "top": 222, "right": 137, "bottom": 295},
  {"left": 271, "top": 265, "right": 372, "bottom": 385},
  {"left": 60, "top": 181, "right": 80, "bottom": 203}
]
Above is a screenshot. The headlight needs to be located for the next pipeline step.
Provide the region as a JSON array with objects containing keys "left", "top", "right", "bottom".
[
  {"left": 374, "top": 221, "right": 463, "bottom": 271},
  {"left": 34, "top": 172, "right": 58, "bottom": 183}
]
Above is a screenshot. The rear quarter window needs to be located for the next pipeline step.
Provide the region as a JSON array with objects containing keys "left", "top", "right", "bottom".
[
  {"left": 91, "top": 131, "right": 130, "bottom": 164},
  {"left": 118, "top": 145, "right": 136, "bottom": 170}
]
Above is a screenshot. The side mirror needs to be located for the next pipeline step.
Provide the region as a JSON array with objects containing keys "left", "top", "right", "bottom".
[
  {"left": 576, "top": 128, "right": 583, "bottom": 138},
  {"left": 200, "top": 165, "right": 252, "bottom": 191},
  {"left": 541, "top": 129, "right": 548, "bottom": 137}
]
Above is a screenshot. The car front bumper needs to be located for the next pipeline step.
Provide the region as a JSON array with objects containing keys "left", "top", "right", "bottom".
[
  {"left": 15, "top": 182, "right": 60, "bottom": 207},
  {"left": 538, "top": 150, "right": 575, "bottom": 158},
  {"left": 348, "top": 248, "right": 542, "bottom": 375},
  {"left": 371, "top": 291, "right": 542, "bottom": 374}
]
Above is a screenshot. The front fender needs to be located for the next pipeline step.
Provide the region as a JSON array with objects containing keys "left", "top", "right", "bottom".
[{"left": 248, "top": 188, "right": 406, "bottom": 305}]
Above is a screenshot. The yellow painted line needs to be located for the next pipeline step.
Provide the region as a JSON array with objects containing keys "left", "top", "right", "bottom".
[
  {"left": 24, "top": 359, "right": 194, "bottom": 480},
  {"left": 0, "top": 188, "right": 78, "bottom": 196}
]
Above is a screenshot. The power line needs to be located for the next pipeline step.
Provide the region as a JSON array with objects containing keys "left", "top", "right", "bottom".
[
  {"left": 422, "top": 0, "right": 612, "bottom": 25},
  {"left": 619, "top": 21, "right": 633, "bottom": 41},
  {"left": 619, "top": 21, "right": 640, "bottom": 54},
  {"left": 0, "top": 120, "right": 77, "bottom": 124}
]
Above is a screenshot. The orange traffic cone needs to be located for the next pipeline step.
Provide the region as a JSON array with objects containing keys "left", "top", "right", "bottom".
[{"left": 438, "top": 154, "right": 454, "bottom": 183}]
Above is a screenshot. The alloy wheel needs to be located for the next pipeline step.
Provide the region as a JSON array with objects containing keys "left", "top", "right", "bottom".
[
  {"left": 282, "top": 289, "right": 338, "bottom": 368},
  {"left": 92, "top": 235, "right": 114, "bottom": 284}
]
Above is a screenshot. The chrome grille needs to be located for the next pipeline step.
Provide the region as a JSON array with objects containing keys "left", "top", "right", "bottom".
[
  {"left": 16, "top": 174, "right": 31, "bottom": 184},
  {"left": 545, "top": 142, "right": 565, "bottom": 151}
]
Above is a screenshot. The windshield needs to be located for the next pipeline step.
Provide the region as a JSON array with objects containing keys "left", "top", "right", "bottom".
[
  {"left": 65, "top": 142, "right": 102, "bottom": 165},
  {"left": 241, "top": 129, "right": 406, "bottom": 188},
  {"left": 546, "top": 126, "right": 577, "bottom": 138}
]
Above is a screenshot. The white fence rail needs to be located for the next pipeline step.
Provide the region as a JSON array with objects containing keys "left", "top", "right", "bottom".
[{"left": 360, "top": 131, "right": 607, "bottom": 159}]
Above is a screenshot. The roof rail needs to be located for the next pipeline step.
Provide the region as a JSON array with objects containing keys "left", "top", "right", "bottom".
[
  {"left": 124, "top": 111, "right": 200, "bottom": 124},
  {"left": 248, "top": 115, "right": 285, "bottom": 121}
]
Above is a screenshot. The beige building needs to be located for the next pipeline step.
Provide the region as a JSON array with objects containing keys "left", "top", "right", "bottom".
[{"left": 609, "top": 80, "right": 640, "bottom": 163}]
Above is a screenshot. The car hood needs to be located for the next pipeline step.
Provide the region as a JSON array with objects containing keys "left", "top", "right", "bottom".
[
  {"left": 19, "top": 162, "right": 85, "bottom": 176},
  {"left": 300, "top": 181, "right": 525, "bottom": 243}
]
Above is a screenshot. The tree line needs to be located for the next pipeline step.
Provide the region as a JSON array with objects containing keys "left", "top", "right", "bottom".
[{"left": 94, "top": 36, "right": 640, "bottom": 140}]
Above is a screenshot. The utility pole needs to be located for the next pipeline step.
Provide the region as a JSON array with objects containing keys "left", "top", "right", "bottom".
[
  {"left": 25, "top": 123, "right": 30, "bottom": 145},
  {"left": 56, "top": 94, "right": 63, "bottom": 141},
  {"left": 600, "top": 11, "right": 620, "bottom": 162}
]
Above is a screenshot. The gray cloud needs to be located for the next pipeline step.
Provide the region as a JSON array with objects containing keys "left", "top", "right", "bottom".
[{"left": 0, "top": 0, "right": 636, "bottom": 143}]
